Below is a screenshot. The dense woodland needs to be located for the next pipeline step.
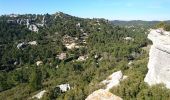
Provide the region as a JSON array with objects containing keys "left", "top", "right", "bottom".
[{"left": 0, "top": 12, "right": 170, "bottom": 100}]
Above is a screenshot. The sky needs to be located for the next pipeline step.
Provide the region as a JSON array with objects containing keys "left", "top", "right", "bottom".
[{"left": 0, "top": 0, "right": 170, "bottom": 21}]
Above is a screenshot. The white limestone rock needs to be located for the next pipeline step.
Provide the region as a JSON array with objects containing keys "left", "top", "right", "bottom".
[
  {"left": 101, "top": 71, "right": 127, "bottom": 91},
  {"left": 144, "top": 29, "right": 170, "bottom": 88},
  {"left": 76, "top": 23, "right": 81, "bottom": 27},
  {"left": 85, "top": 89, "right": 122, "bottom": 100},
  {"left": 26, "top": 19, "right": 30, "bottom": 28},
  {"left": 94, "top": 54, "right": 99, "bottom": 59},
  {"left": 128, "top": 61, "right": 133, "bottom": 66},
  {"left": 86, "top": 71, "right": 126, "bottom": 100},
  {"left": 14, "top": 61, "right": 18, "bottom": 65},
  {"left": 36, "top": 61, "right": 43, "bottom": 66},
  {"left": 56, "top": 65, "right": 59, "bottom": 69},
  {"left": 57, "top": 53, "right": 67, "bottom": 60},
  {"left": 124, "top": 37, "right": 134, "bottom": 41},
  {"left": 29, "top": 24, "right": 39, "bottom": 32},
  {"left": 17, "top": 19, "right": 20, "bottom": 24},
  {"left": 17, "top": 41, "right": 37, "bottom": 49},
  {"left": 65, "top": 43, "right": 76, "bottom": 49},
  {"left": 42, "top": 16, "right": 45, "bottom": 26},
  {"left": 57, "top": 84, "right": 70, "bottom": 92},
  {"left": 76, "top": 55, "right": 88, "bottom": 61},
  {"left": 17, "top": 42, "right": 27, "bottom": 49},
  {"left": 28, "top": 41, "right": 37, "bottom": 45},
  {"left": 36, "top": 16, "right": 45, "bottom": 27},
  {"left": 32, "top": 90, "right": 46, "bottom": 99}
]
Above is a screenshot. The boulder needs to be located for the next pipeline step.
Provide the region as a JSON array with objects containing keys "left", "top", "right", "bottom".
[
  {"left": 65, "top": 43, "right": 76, "bottom": 49},
  {"left": 32, "top": 90, "right": 46, "bottom": 99},
  {"left": 57, "top": 53, "right": 67, "bottom": 60},
  {"left": 144, "top": 29, "right": 170, "bottom": 88},
  {"left": 57, "top": 84, "right": 70, "bottom": 92},
  {"left": 85, "top": 89, "right": 122, "bottom": 100},
  {"left": 28, "top": 41, "right": 37, "bottom": 45},
  {"left": 36, "top": 61, "right": 43, "bottom": 66},
  {"left": 76, "top": 55, "right": 88, "bottom": 61},
  {"left": 101, "top": 71, "right": 127, "bottom": 91},
  {"left": 128, "top": 61, "right": 133, "bottom": 66},
  {"left": 17, "top": 42, "right": 27, "bottom": 49},
  {"left": 124, "top": 37, "right": 134, "bottom": 41},
  {"left": 76, "top": 23, "right": 81, "bottom": 27},
  {"left": 87, "top": 71, "right": 126, "bottom": 100}
]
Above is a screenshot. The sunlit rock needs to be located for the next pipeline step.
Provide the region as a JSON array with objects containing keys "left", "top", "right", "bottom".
[
  {"left": 101, "top": 71, "right": 127, "bottom": 91},
  {"left": 32, "top": 90, "right": 46, "bottom": 99},
  {"left": 57, "top": 53, "right": 67, "bottom": 60},
  {"left": 57, "top": 84, "right": 70, "bottom": 92},
  {"left": 85, "top": 89, "right": 122, "bottom": 100},
  {"left": 124, "top": 37, "right": 134, "bottom": 41},
  {"left": 36, "top": 61, "right": 43, "bottom": 66},
  {"left": 76, "top": 55, "right": 88, "bottom": 61},
  {"left": 29, "top": 24, "right": 39, "bottom": 32},
  {"left": 28, "top": 41, "right": 37, "bottom": 45},
  {"left": 144, "top": 29, "right": 170, "bottom": 88},
  {"left": 17, "top": 42, "right": 27, "bottom": 49}
]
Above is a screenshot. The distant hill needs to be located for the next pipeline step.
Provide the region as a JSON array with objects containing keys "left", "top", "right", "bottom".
[{"left": 111, "top": 20, "right": 170, "bottom": 28}]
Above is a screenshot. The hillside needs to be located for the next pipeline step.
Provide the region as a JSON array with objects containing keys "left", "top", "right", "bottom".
[{"left": 0, "top": 12, "right": 170, "bottom": 100}]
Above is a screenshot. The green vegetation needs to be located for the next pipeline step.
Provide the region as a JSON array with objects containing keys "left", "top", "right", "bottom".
[
  {"left": 0, "top": 12, "right": 170, "bottom": 100},
  {"left": 155, "top": 21, "right": 170, "bottom": 31}
]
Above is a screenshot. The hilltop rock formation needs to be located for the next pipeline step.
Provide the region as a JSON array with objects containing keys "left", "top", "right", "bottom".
[{"left": 144, "top": 29, "right": 170, "bottom": 88}]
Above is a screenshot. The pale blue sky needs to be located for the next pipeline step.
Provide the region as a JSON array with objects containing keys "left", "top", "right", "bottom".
[{"left": 0, "top": 0, "right": 170, "bottom": 20}]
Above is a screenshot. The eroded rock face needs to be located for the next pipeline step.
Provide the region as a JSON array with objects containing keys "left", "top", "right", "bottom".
[
  {"left": 85, "top": 89, "right": 122, "bottom": 100},
  {"left": 144, "top": 29, "right": 170, "bottom": 88}
]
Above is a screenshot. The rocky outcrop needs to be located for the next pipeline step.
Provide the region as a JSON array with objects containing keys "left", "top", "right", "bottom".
[
  {"left": 76, "top": 55, "right": 88, "bottom": 61},
  {"left": 29, "top": 24, "right": 39, "bottom": 32},
  {"left": 144, "top": 29, "right": 170, "bottom": 88},
  {"left": 85, "top": 89, "right": 122, "bottom": 100},
  {"left": 57, "top": 84, "right": 70, "bottom": 92},
  {"left": 32, "top": 90, "right": 46, "bottom": 99},
  {"left": 28, "top": 41, "right": 37, "bottom": 45},
  {"left": 56, "top": 53, "right": 67, "bottom": 60},
  {"left": 101, "top": 71, "right": 127, "bottom": 91},
  {"left": 17, "top": 42, "right": 27, "bottom": 49},
  {"left": 86, "top": 71, "right": 126, "bottom": 100},
  {"left": 17, "top": 41, "right": 37, "bottom": 49}
]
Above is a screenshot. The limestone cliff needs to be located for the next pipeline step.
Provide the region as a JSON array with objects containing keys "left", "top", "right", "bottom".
[{"left": 144, "top": 29, "right": 170, "bottom": 88}]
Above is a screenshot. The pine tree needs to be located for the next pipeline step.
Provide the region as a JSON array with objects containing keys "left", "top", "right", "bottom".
[{"left": 29, "top": 67, "right": 42, "bottom": 91}]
